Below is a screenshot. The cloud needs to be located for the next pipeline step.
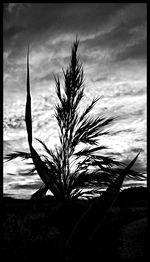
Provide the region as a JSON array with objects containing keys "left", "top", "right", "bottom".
[
  {"left": 3, "top": 3, "right": 30, "bottom": 15},
  {"left": 3, "top": 4, "right": 133, "bottom": 59},
  {"left": 82, "top": 22, "right": 146, "bottom": 63},
  {"left": 3, "top": 3, "right": 147, "bottom": 98},
  {"left": 4, "top": 114, "right": 25, "bottom": 129},
  {"left": 12, "top": 182, "right": 41, "bottom": 190},
  {"left": 115, "top": 39, "right": 147, "bottom": 62},
  {"left": 94, "top": 76, "right": 109, "bottom": 83}
]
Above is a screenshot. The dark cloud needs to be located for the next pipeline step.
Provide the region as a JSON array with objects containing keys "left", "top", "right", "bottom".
[
  {"left": 3, "top": 4, "right": 130, "bottom": 55},
  {"left": 4, "top": 25, "right": 26, "bottom": 42},
  {"left": 82, "top": 21, "right": 146, "bottom": 61},
  {"left": 3, "top": 3, "right": 29, "bottom": 15},
  {"left": 94, "top": 76, "right": 109, "bottom": 83},
  {"left": 3, "top": 3, "right": 147, "bottom": 82},
  {"left": 36, "top": 73, "right": 54, "bottom": 83},
  {"left": 6, "top": 171, "right": 34, "bottom": 177},
  {"left": 4, "top": 115, "right": 25, "bottom": 129},
  {"left": 115, "top": 39, "right": 147, "bottom": 62},
  {"left": 12, "top": 182, "right": 41, "bottom": 190},
  {"left": 4, "top": 3, "right": 126, "bottom": 35},
  {"left": 82, "top": 24, "right": 131, "bottom": 50}
]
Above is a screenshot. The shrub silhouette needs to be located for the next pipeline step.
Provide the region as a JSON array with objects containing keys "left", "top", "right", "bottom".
[{"left": 5, "top": 39, "right": 143, "bottom": 201}]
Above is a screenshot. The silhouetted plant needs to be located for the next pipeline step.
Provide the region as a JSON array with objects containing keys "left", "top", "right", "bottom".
[{"left": 5, "top": 39, "right": 143, "bottom": 201}]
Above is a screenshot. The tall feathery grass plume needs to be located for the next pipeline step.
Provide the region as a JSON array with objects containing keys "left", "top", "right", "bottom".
[{"left": 4, "top": 39, "right": 144, "bottom": 201}]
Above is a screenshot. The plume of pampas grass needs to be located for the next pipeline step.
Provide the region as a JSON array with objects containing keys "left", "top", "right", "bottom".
[{"left": 5, "top": 39, "right": 143, "bottom": 201}]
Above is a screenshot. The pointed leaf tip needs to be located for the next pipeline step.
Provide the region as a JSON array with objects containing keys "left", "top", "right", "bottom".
[{"left": 125, "top": 152, "right": 140, "bottom": 172}]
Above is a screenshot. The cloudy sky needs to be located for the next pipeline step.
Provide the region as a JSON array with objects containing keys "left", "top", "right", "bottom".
[
  {"left": 3, "top": 3, "right": 147, "bottom": 197},
  {"left": 4, "top": 3, "right": 146, "bottom": 100}
]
